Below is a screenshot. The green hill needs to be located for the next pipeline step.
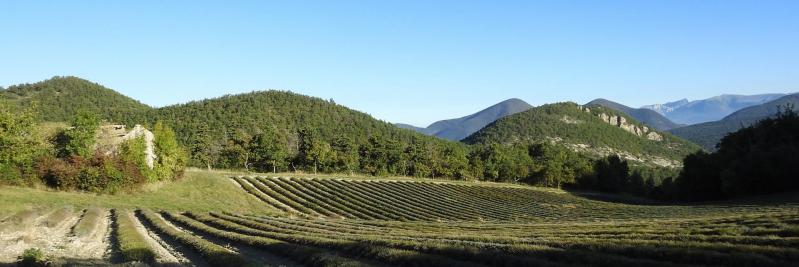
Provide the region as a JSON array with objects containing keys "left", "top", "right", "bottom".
[
  {"left": 463, "top": 102, "right": 701, "bottom": 167},
  {"left": 151, "top": 90, "right": 452, "bottom": 149},
  {"left": 0, "top": 76, "right": 152, "bottom": 124}
]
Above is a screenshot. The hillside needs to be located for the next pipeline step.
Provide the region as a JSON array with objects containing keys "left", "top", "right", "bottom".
[
  {"left": 642, "top": 93, "right": 786, "bottom": 124},
  {"left": 463, "top": 102, "right": 701, "bottom": 167},
  {"left": 397, "top": 98, "right": 532, "bottom": 141},
  {"left": 0, "top": 76, "right": 151, "bottom": 124},
  {"left": 669, "top": 93, "right": 799, "bottom": 150},
  {"left": 152, "top": 90, "right": 452, "bottom": 148},
  {"left": 586, "top": 98, "right": 682, "bottom": 130}
]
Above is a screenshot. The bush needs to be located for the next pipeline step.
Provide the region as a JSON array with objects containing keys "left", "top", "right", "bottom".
[
  {"left": 35, "top": 153, "right": 147, "bottom": 193},
  {"left": 17, "top": 248, "right": 49, "bottom": 267}
]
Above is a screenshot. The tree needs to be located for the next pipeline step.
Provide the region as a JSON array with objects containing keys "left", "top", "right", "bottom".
[
  {"left": 0, "top": 102, "right": 45, "bottom": 183},
  {"left": 62, "top": 110, "right": 100, "bottom": 158},
  {"left": 153, "top": 121, "right": 187, "bottom": 180},
  {"left": 330, "top": 134, "right": 358, "bottom": 174},
  {"left": 189, "top": 123, "right": 219, "bottom": 170},
  {"left": 251, "top": 127, "right": 288, "bottom": 173},
  {"left": 222, "top": 130, "right": 254, "bottom": 170},
  {"left": 594, "top": 155, "right": 629, "bottom": 193},
  {"left": 405, "top": 138, "right": 432, "bottom": 178},
  {"left": 297, "top": 129, "right": 331, "bottom": 173},
  {"left": 676, "top": 105, "right": 799, "bottom": 200}
]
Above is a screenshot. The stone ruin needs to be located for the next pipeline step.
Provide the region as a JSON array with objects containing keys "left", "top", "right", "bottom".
[{"left": 94, "top": 124, "right": 156, "bottom": 169}]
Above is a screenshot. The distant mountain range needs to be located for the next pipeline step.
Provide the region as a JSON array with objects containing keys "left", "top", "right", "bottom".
[
  {"left": 668, "top": 93, "right": 799, "bottom": 150},
  {"left": 641, "top": 94, "right": 786, "bottom": 125},
  {"left": 396, "top": 98, "right": 533, "bottom": 141},
  {"left": 585, "top": 99, "right": 682, "bottom": 131}
]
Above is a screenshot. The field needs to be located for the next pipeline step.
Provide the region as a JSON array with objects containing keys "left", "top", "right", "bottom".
[{"left": 1, "top": 170, "right": 797, "bottom": 266}]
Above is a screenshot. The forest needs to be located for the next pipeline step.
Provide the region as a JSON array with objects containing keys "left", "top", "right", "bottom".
[{"left": 1, "top": 77, "right": 796, "bottom": 200}]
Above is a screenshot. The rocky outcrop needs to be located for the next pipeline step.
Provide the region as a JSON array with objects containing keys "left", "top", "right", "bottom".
[
  {"left": 585, "top": 107, "right": 663, "bottom": 141},
  {"left": 95, "top": 124, "right": 156, "bottom": 169}
]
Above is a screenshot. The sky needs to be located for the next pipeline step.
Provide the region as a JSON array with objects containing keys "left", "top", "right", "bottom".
[{"left": 1, "top": 1, "right": 798, "bottom": 127}]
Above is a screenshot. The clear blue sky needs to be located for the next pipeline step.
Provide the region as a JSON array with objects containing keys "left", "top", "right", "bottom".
[{"left": 1, "top": 1, "right": 797, "bottom": 126}]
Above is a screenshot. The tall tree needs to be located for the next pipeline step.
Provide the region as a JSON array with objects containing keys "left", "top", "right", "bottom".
[
  {"left": 153, "top": 121, "right": 187, "bottom": 180},
  {"left": 189, "top": 123, "right": 219, "bottom": 170},
  {"left": 63, "top": 110, "right": 100, "bottom": 158},
  {"left": 330, "top": 134, "right": 358, "bottom": 174},
  {"left": 0, "top": 102, "right": 45, "bottom": 183},
  {"left": 252, "top": 127, "right": 288, "bottom": 173}
]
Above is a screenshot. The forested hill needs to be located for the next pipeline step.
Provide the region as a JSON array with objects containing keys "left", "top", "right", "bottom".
[
  {"left": 0, "top": 76, "right": 151, "bottom": 124},
  {"left": 463, "top": 102, "right": 701, "bottom": 166},
  {"left": 151, "top": 90, "right": 448, "bottom": 148}
]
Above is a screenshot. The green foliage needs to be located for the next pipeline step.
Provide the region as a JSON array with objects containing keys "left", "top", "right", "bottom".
[
  {"left": 36, "top": 153, "right": 147, "bottom": 194},
  {"left": 152, "top": 121, "right": 187, "bottom": 181},
  {"left": 17, "top": 248, "right": 49, "bottom": 267},
  {"left": 120, "top": 136, "right": 156, "bottom": 182},
  {"left": 251, "top": 127, "right": 289, "bottom": 173},
  {"left": 676, "top": 105, "right": 799, "bottom": 200},
  {"left": 0, "top": 102, "right": 46, "bottom": 184},
  {"left": 464, "top": 102, "right": 700, "bottom": 162},
  {"left": 62, "top": 110, "right": 100, "bottom": 158},
  {"left": 0, "top": 76, "right": 151, "bottom": 124}
]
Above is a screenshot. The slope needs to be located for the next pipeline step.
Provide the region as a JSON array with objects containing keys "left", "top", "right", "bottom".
[
  {"left": 463, "top": 102, "right": 701, "bottom": 167},
  {"left": 397, "top": 98, "right": 532, "bottom": 141},
  {"left": 0, "top": 76, "right": 152, "bottom": 124},
  {"left": 151, "top": 90, "right": 460, "bottom": 154},
  {"left": 586, "top": 98, "right": 682, "bottom": 130},
  {"left": 668, "top": 93, "right": 799, "bottom": 150}
]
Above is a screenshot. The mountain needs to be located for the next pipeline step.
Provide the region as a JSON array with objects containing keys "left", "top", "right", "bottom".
[
  {"left": 395, "top": 123, "right": 426, "bottom": 132},
  {"left": 463, "top": 102, "right": 701, "bottom": 167},
  {"left": 397, "top": 98, "right": 533, "bottom": 141},
  {"left": 668, "top": 93, "right": 799, "bottom": 150},
  {"left": 642, "top": 94, "right": 787, "bottom": 125},
  {"left": 0, "top": 76, "right": 152, "bottom": 124},
  {"left": 585, "top": 98, "right": 682, "bottom": 130}
]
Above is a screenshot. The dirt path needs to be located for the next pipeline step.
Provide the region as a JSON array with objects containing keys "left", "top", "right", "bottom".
[
  {"left": 56, "top": 208, "right": 113, "bottom": 261},
  {"left": 0, "top": 208, "right": 90, "bottom": 263},
  {"left": 125, "top": 210, "right": 188, "bottom": 266}
]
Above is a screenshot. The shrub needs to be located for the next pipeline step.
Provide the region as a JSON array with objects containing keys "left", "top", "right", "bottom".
[{"left": 17, "top": 248, "right": 49, "bottom": 267}]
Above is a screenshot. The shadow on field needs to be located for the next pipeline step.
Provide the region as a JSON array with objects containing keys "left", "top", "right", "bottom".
[{"left": 567, "top": 190, "right": 664, "bottom": 205}]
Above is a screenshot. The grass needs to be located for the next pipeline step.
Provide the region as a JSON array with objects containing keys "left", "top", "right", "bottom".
[{"left": 0, "top": 169, "right": 279, "bottom": 215}]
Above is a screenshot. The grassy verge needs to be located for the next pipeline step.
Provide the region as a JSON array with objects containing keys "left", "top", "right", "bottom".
[{"left": 0, "top": 169, "right": 279, "bottom": 215}]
